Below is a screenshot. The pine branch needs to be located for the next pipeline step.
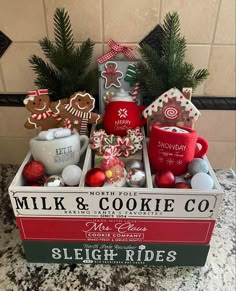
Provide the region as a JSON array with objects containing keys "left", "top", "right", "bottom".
[
  {"left": 161, "top": 12, "right": 187, "bottom": 86},
  {"left": 29, "top": 55, "right": 62, "bottom": 96},
  {"left": 80, "top": 67, "right": 99, "bottom": 95},
  {"left": 38, "top": 38, "right": 68, "bottom": 71},
  {"left": 139, "top": 43, "right": 161, "bottom": 75},
  {"left": 192, "top": 69, "right": 209, "bottom": 89},
  {"left": 38, "top": 38, "right": 56, "bottom": 61},
  {"left": 73, "top": 39, "right": 95, "bottom": 76},
  {"left": 29, "top": 8, "right": 96, "bottom": 99},
  {"left": 136, "top": 11, "right": 209, "bottom": 104},
  {"left": 174, "top": 62, "right": 195, "bottom": 89},
  {"left": 54, "top": 8, "right": 74, "bottom": 55},
  {"left": 136, "top": 62, "right": 164, "bottom": 100}
]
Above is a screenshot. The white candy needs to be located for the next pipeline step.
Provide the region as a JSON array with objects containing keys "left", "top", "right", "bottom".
[
  {"left": 54, "top": 128, "right": 72, "bottom": 139},
  {"left": 37, "top": 131, "right": 54, "bottom": 140},
  {"left": 62, "top": 165, "right": 82, "bottom": 186}
]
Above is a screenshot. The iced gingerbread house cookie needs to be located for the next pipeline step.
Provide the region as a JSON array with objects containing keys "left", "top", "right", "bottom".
[{"left": 142, "top": 88, "right": 200, "bottom": 134}]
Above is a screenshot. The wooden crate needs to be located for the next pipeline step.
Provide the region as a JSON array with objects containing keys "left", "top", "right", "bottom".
[
  {"left": 9, "top": 141, "right": 223, "bottom": 220},
  {"left": 8, "top": 139, "right": 223, "bottom": 265}
]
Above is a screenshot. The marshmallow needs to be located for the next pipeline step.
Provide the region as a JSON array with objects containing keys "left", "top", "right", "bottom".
[
  {"left": 53, "top": 128, "right": 72, "bottom": 139},
  {"left": 37, "top": 131, "right": 54, "bottom": 140}
]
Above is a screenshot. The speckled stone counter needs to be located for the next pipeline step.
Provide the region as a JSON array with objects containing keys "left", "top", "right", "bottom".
[{"left": 0, "top": 165, "right": 235, "bottom": 291}]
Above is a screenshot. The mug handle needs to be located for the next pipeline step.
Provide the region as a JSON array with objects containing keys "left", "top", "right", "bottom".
[
  {"left": 80, "top": 135, "right": 89, "bottom": 156},
  {"left": 195, "top": 137, "right": 209, "bottom": 158}
]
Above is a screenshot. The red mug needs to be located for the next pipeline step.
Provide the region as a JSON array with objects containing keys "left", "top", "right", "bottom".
[{"left": 148, "top": 124, "right": 209, "bottom": 176}]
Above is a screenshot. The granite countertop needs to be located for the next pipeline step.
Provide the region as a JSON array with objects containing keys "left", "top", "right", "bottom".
[{"left": 0, "top": 165, "right": 235, "bottom": 291}]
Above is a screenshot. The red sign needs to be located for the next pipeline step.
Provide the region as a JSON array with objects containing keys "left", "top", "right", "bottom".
[{"left": 17, "top": 217, "right": 215, "bottom": 244}]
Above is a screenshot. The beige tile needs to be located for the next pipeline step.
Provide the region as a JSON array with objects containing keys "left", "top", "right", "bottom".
[
  {"left": 207, "top": 141, "right": 236, "bottom": 169},
  {"left": 1, "top": 43, "right": 44, "bottom": 93},
  {"left": 195, "top": 110, "right": 236, "bottom": 142},
  {"left": 0, "top": 107, "right": 39, "bottom": 138},
  {"left": 214, "top": 0, "right": 236, "bottom": 44},
  {"left": 185, "top": 45, "right": 211, "bottom": 95},
  {"left": 104, "top": 0, "right": 160, "bottom": 42},
  {"left": 0, "top": 71, "right": 4, "bottom": 92},
  {"left": 230, "top": 151, "right": 236, "bottom": 172},
  {"left": 161, "top": 0, "right": 220, "bottom": 43},
  {"left": 0, "top": 137, "right": 30, "bottom": 165},
  {"left": 204, "top": 46, "right": 236, "bottom": 96},
  {"left": 45, "top": 0, "right": 102, "bottom": 42},
  {"left": 89, "top": 43, "right": 103, "bottom": 67},
  {"left": 0, "top": 0, "right": 46, "bottom": 41}
]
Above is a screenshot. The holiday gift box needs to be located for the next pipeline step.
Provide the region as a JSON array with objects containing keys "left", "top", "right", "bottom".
[
  {"left": 9, "top": 141, "right": 223, "bottom": 221},
  {"left": 22, "top": 241, "right": 210, "bottom": 266},
  {"left": 8, "top": 138, "right": 223, "bottom": 265}
]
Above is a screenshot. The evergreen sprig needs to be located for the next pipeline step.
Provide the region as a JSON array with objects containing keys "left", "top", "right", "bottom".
[
  {"left": 137, "top": 11, "right": 209, "bottom": 104},
  {"left": 29, "top": 8, "right": 96, "bottom": 100}
]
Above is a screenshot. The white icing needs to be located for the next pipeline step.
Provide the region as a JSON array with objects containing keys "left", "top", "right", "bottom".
[
  {"left": 27, "top": 117, "right": 38, "bottom": 128},
  {"left": 70, "top": 92, "right": 95, "bottom": 111},
  {"left": 142, "top": 88, "right": 200, "bottom": 121},
  {"left": 23, "top": 95, "right": 35, "bottom": 105},
  {"left": 54, "top": 100, "right": 61, "bottom": 114}
]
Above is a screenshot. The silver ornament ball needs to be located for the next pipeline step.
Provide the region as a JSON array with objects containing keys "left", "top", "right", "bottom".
[
  {"left": 188, "top": 158, "right": 209, "bottom": 176},
  {"left": 126, "top": 168, "right": 146, "bottom": 187},
  {"left": 44, "top": 175, "right": 64, "bottom": 187},
  {"left": 125, "top": 159, "right": 144, "bottom": 172}
]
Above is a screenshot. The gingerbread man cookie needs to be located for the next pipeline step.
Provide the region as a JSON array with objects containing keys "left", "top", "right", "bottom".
[
  {"left": 101, "top": 61, "right": 123, "bottom": 89},
  {"left": 59, "top": 92, "right": 103, "bottom": 135},
  {"left": 24, "top": 89, "right": 63, "bottom": 130}
]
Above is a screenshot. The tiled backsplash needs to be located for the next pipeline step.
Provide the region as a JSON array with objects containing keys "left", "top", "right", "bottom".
[{"left": 0, "top": 0, "right": 235, "bottom": 169}]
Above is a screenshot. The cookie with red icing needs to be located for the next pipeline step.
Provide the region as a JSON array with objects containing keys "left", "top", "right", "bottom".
[
  {"left": 24, "top": 89, "right": 63, "bottom": 130},
  {"left": 101, "top": 61, "right": 123, "bottom": 89},
  {"left": 58, "top": 92, "right": 103, "bottom": 135}
]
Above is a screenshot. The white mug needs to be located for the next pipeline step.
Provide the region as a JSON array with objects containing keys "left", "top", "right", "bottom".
[{"left": 30, "top": 131, "right": 89, "bottom": 175}]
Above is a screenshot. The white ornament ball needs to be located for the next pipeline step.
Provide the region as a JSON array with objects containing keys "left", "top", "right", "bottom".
[
  {"left": 191, "top": 173, "right": 214, "bottom": 190},
  {"left": 188, "top": 158, "right": 209, "bottom": 176},
  {"left": 62, "top": 165, "right": 82, "bottom": 186}
]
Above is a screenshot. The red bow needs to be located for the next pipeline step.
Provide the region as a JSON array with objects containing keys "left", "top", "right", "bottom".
[
  {"left": 27, "top": 89, "right": 48, "bottom": 97},
  {"left": 97, "top": 40, "right": 136, "bottom": 64}
]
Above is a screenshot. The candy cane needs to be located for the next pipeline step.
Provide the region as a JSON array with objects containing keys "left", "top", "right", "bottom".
[
  {"left": 132, "top": 82, "right": 139, "bottom": 102},
  {"left": 102, "top": 146, "right": 118, "bottom": 169}
]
